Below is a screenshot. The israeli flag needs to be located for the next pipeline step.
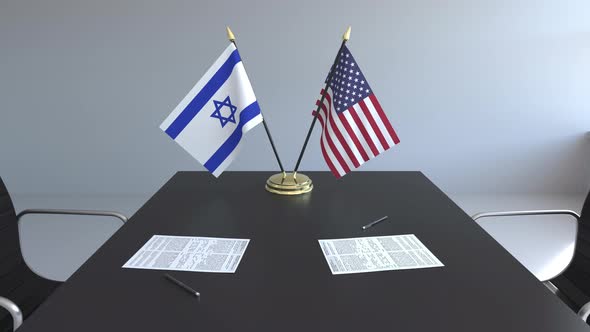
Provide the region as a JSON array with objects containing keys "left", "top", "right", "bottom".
[{"left": 160, "top": 43, "right": 263, "bottom": 177}]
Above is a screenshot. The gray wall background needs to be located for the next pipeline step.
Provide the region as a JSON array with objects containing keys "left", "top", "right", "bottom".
[{"left": 1, "top": 0, "right": 589, "bottom": 196}]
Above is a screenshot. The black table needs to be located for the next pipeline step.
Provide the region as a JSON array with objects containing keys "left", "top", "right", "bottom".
[{"left": 18, "top": 172, "right": 590, "bottom": 331}]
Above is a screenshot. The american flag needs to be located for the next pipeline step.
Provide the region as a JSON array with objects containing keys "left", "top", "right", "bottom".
[{"left": 313, "top": 45, "right": 400, "bottom": 178}]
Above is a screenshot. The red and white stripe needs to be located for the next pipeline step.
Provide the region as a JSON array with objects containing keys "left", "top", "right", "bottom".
[{"left": 314, "top": 87, "right": 400, "bottom": 178}]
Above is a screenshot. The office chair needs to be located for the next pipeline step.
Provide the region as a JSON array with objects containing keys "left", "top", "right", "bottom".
[
  {"left": 0, "top": 177, "right": 127, "bottom": 331},
  {"left": 472, "top": 190, "right": 590, "bottom": 321}
]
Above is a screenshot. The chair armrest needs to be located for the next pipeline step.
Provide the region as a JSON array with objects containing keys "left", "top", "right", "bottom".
[
  {"left": 579, "top": 301, "right": 590, "bottom": 322},
  {"left": 0, "top": 296, "right": 23, "bottom": 331},
  {"left": 471, "top": 210, "right": 580, "bottom": 221},
  {"left": 16, "top": 209, "right": 128, "bottom": 224}
]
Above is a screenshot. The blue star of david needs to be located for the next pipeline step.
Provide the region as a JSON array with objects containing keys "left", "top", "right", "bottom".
[{"left": 210, "top": 96, "right": 237, "bottom": 128}]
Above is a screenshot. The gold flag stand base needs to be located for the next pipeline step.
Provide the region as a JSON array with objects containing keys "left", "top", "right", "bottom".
[{"left": 265, "top": 172, "right": 313, "bottom": 195}]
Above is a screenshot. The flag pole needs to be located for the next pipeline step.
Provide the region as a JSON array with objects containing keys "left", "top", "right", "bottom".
[
  {"left": 265, "top": 26, "right": 350, "bottom": 195},
  {"left": 226, "top": 26, "right": 286, "bottom": 175},
  {"left": 292, "top": 26, "right": 351, "bottom": 175}
]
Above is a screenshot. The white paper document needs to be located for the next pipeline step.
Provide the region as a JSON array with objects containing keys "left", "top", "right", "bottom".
[
  {"left": 123, "top": 235, "right": 250, "bottom": 273},
  {"left": 318, "top": 234, "right": 443, "bottom": 275}
]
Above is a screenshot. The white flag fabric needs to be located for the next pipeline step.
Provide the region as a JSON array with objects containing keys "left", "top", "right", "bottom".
[{"left": 160, "top": 43, "right": 263, "bottom": 177}]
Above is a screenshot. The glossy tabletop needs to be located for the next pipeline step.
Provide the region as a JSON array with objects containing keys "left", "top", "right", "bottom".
[{"left": 17, "top": 172, "right": 590, "bottom": 331}]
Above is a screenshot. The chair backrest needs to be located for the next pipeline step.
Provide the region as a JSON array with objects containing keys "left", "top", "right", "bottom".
[
  {"left": 554, "top": 190, "right": 590, "bottom": 311},
  {"left": 0, "top": 178, "right": 59, "bottom": 332},
  {"left": 582, "top": 191, "right": 590, "bottom": 224},
  {"left": 0, "top": 177, "right": 24, "bottom": 331}
]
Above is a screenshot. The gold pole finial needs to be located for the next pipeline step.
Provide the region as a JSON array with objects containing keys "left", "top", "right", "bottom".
[
  {"left": 226, "top": 26, "right": 236, "bottom": 42},
  {"left": 343, "top": 26, "right": 351, "bottom": 41}
]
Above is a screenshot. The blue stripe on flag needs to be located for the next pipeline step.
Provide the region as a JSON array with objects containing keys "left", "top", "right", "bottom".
[
  {"left": 204, "top": 101, "right": 261, "bottom": 173},
  {"left": 165, "top": 49, "right": 242, "bottom": 139}
]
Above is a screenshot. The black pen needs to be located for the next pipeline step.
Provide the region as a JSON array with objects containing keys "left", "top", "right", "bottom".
[
  {"left": 361, "top": 216, "right": 388, "bottom": 230},
  {"left": 164, "top": 273, "right": 200, "bottom": 298}
]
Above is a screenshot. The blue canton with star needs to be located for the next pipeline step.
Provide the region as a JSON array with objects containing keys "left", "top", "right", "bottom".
[
  {"left": 210, "top": 96, "right": 237, "bottom": 128},
  {"left": 325, "top": 45, "right": 373, "bottom": 113}
]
